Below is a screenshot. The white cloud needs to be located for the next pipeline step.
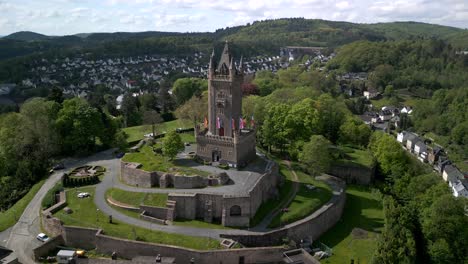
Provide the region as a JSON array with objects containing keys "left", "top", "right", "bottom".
[{"left": 1, "top": 0, "right": 467, "bottom": 35}]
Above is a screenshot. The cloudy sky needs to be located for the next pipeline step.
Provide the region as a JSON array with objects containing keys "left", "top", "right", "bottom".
[{"left": 0, "top": 0, "right": 467, "bottom": 36}]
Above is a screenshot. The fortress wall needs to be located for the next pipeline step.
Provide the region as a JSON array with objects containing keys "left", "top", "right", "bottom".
[
  {"left": 328, "top": 164, "right": 375, "bottom": 185},
  {"left": 222, "top": 196, "right": 251, "bottom": 227},
  {"left": 196, "top": 193, "right": 224, "bottom": 220},
  {"left": 169, "top": 193, "right": 197, "bottom": 219},
  {"left": 221, "top": 184, "right": 346, "bottom": 247},
  {"left": 95, "top": 230, "right": 284, "bottom": 264},
  {"left": 140, "top": 205, "right": 170, "bottom": 220},
  {"left": 173, "top": 175, "right": 207, "bottom": 189},
  {"left": 120, "top": 161, "right": 159, "bottom": 187},
  {"left": 62, "top": 226, "right": 99, "bottom": 250},
  {"left": 41, "top": 213, "right": 64, "bottom": 237}
]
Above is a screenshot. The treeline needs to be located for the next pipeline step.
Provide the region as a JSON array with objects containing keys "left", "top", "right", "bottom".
[
  {"left": 412, "top": 87, "right": 468, "bottom": 163},
  {"left": 370, "top": 132, "right": 468, "bottom": 263},
  {"left": 328, "top": 39, "right": 468, "bottom": 93},
  {"left": 0, "top": 97, "right": 126, "bottom": 211}
]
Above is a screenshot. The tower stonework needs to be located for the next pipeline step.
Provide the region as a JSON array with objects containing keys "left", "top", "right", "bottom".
[{"left": 196, "top": 42, "right": 256, "bottom": 167}]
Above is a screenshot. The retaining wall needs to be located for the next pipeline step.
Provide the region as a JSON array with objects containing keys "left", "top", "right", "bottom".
[
  {"left": 62, "top": 226, "right": 99, "bottom": 250},
  {"left": 221, "top": 180, "right": 346, "bottom": 247},
  {"left": 328, "top": 163, "right": 375, "bottom": 185},
  {"left": 95, "top": 230, "right": 285, "bottom": 264},
  {"left": 32, "top": 235, "right": 65, "bottom": 261},
  {"left": 120, "top": 162, "right": 159, "bottom": 187}
]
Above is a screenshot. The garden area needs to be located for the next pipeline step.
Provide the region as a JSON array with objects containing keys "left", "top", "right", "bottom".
[
  {"left": 53, "top": 186, "right": 222, "bottom": 250},
  {"left": 319, "top": 185, "right": 384, "bottom": 264},
  {"left": 122, "top": 144, "right": 210, "bottom": 176}
]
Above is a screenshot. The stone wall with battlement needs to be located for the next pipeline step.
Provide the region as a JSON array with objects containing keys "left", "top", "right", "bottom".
[
  {"left": 166, "top": 159, "right": 281, "bottom": 227},
  {"left": 120, "top": 161, "right": 228, "bottom": 188},
  {"left": 220, "top": 180, "right": 346, "bottom": 246},
  {"left": 120, "top": 161, "right": 159, "bottom": 188}
]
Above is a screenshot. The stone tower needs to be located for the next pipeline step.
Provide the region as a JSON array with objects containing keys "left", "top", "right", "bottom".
[
  {"left": 207, "top": 41, "right": 243, "bottom": 137},
  {"left": 195, "top": 41, "right": 256, "bottom": 167}
]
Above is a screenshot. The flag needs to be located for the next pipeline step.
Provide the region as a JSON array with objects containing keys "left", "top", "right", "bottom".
[
  {"left": 250, "top": 115, "right": 255, "bottom": 128},
  {"left": 231, "top": 118, "right": 235, "bottom": 130},
  {"left": 239, "top": 117, "right": 244, "bottom": 129},
  {"left": 204, "top": 117, "right": 208, "bottom": 128},
  {"left": 216, "top": 116, "right": 220, "bottom": 129}
]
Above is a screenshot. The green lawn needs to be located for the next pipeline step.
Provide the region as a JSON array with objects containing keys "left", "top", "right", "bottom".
[
  {"left": 106, "top": 188, "right": 168, "bottom": 207},
  {"left": 173, "top": 219, "right": 232, "bottom": 230},
  {"left": 250, "top": 163, "right": 294, "bottom": 227},
  {"left": 122, "top": 145, "right": 210, "bottom": 176},
  {"left": 269, "top": 170, "right": 332, "bottom": 228},
  {"left": 336, "top": 146, "right": 375, "bottom": 169},
  {"left": 123, "top": 119, "right": 192, "bottom": 143},
  {"left": 54, "top": 187, "right": 221, "bottom": 250},
  {"left": 319, "top": 185, "right": 384, "bottom": 264},
  {"left": 0, "top": 179, "right": 46, "bottom": 232}
]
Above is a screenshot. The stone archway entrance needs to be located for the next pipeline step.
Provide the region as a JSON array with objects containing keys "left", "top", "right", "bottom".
[
  {"left": 230, "top": 205, "right": 242, "bottom": 216},
  {"left": 212, "top": 150, "right": 221, "bottom": 162}
]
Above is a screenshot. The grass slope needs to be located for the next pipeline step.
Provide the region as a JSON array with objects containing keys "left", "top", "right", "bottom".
[
  {"left": 122, "top": 145, "right": 209, "bottom": 176},
  {"left": 123, "top": 119, "right": 192, "bottom": 143},
  {"left": 54, "top": 187, "right": 221, "bottom": 250},
  {"left": 269, "top": 170, "right": 332, "bottom": 228},
  {"left": 319, "top": 185, "right": 384, "bottom": 264},
  {"left": 335, "top": 146, "right": 375, "bottom": 169},
  {"left": 106, "top": 188, "right": 167, "bottom": 207},
  {"left": 0, "top": 179, "right": 46, "bottom": 232},
  {"left": 250, "top": 162, "right": 294, "bottom": 227}
]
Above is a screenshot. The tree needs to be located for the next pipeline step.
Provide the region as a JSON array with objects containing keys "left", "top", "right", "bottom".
[
  {"left": 372, "top": 197, "right": 417, "bottom": 264},
  {"left": 339, "top": 118, "right": 371, "bottom": 146},
  {"left": 47, "top": 87, "right": 64, "bottom": 103},
  {"left": 174, "top": 91, "right": 208, "bottom": 126},
  {"left": 143, "top": 110, "right": 163, "bottom": 138},
  {"left": 162, "top": 131, "right": 184, "bottom": 160},
  {"left": 112, "top": 130, "right": 129, "bottom": 151},
  {"left": 299, "top": 135, "right": 332, "bottom": 176},
  {"left": 172, "top": 78, "right": 207, "bottom": 106},
  {"left": 56, "top": 98, "right": 103, "bottom": 155}
]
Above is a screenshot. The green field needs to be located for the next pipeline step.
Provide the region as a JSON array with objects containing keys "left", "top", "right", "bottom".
[
  {"left": 123, "top": 119, "right": 192, "bottom": 143},
  {"left": 319, "top": 185, "right": 384, "bottom": 264},
  {"left": 54, "top": 187, "right": 221, "bottom": 250},
  {"left": 106, "top": 188, "right": 167, "bottom": 207},
  {"left": 122, "top": 145, "right": 210, "bottom": 176},
  {"left": 0, "top": 179, "right": 46, "bottom": 232},
  {"left": 269, "top": 170, "right": 332, "bottom": 228},
  {"left": 335, "top": 146, "right": 375, "bottom": 169}
]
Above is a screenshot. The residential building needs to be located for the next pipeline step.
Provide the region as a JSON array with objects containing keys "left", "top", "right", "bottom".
[
  {"left": 442, "top": 164, "right": 464, "bottom": 182},
  {"left": 363, "top": 88, "right": 379, "bottom": 99}
]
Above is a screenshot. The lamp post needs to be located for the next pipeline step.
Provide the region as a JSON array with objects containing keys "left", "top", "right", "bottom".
[{"left": 96, "top": 209, "right": 100, "bottom": 228}]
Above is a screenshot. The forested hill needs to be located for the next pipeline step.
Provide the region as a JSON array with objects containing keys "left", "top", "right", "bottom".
[{"left": 1, "top": 18, "right": 467, "bottom": 61}]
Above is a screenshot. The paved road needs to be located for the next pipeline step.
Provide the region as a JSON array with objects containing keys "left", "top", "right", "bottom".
[{"left": 4, "top": 150, "right": 116, "bottom": 264}]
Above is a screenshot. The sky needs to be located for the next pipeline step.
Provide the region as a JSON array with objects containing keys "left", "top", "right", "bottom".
[{"left": 0, "top": 0, "right": 467, "bottom": 36}]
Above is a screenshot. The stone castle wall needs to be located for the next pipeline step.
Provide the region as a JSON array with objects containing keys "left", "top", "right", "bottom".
[
  {"left": 95, "top": 230, "right": 284, "bottom": 264},
  {"left": 328, "top": 163, "right": 375, "bottom": 185},
  {"left": 35, "top": 225, "right": 285, "bottom": 264},
  {"left": 220, "top": 183, "right": 346, "bottom": 246},
  {"left": 120, "top": 161, "right": 159, "bottom": 188}
]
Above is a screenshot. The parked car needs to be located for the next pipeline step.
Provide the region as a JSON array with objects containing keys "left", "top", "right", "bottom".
[
  {"left": 184, "top": 142, "right": 191, "bottom": 146},
  {"left": 37, "top": 233, "right": 49, "bottom": 242},
  {"left": 77, "top": 192, "right": 90, "bottom": 198},
  {"left": 115, "top": 152, "right": 125, "bottom": 158},
  {"left": 53, "top": 163, "right": 65, "bottom": 170}
]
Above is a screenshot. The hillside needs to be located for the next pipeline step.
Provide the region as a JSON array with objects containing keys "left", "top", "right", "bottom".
[
  {"left": 4, "top": 31, "right": 50, "bottom": 41},
  {"left": 1, "top": 18, "right": 466, "bottom": 62}
]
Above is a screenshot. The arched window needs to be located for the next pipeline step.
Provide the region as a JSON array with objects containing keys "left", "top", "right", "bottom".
[{"left": 230, "top": 205, "right": 241, "bottom": 216}]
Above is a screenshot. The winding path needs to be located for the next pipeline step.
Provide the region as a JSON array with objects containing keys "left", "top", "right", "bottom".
[{"left": 1, "top": 149, "right": 343, "bottom": 264}]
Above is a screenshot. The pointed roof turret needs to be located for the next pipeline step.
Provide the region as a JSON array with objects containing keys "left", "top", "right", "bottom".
[
  {"left": 217, "top": 40, "right": 232, "bottom": 72},
  {"left": 239, "top": 55, "right": 244, "bottom": 72}
]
